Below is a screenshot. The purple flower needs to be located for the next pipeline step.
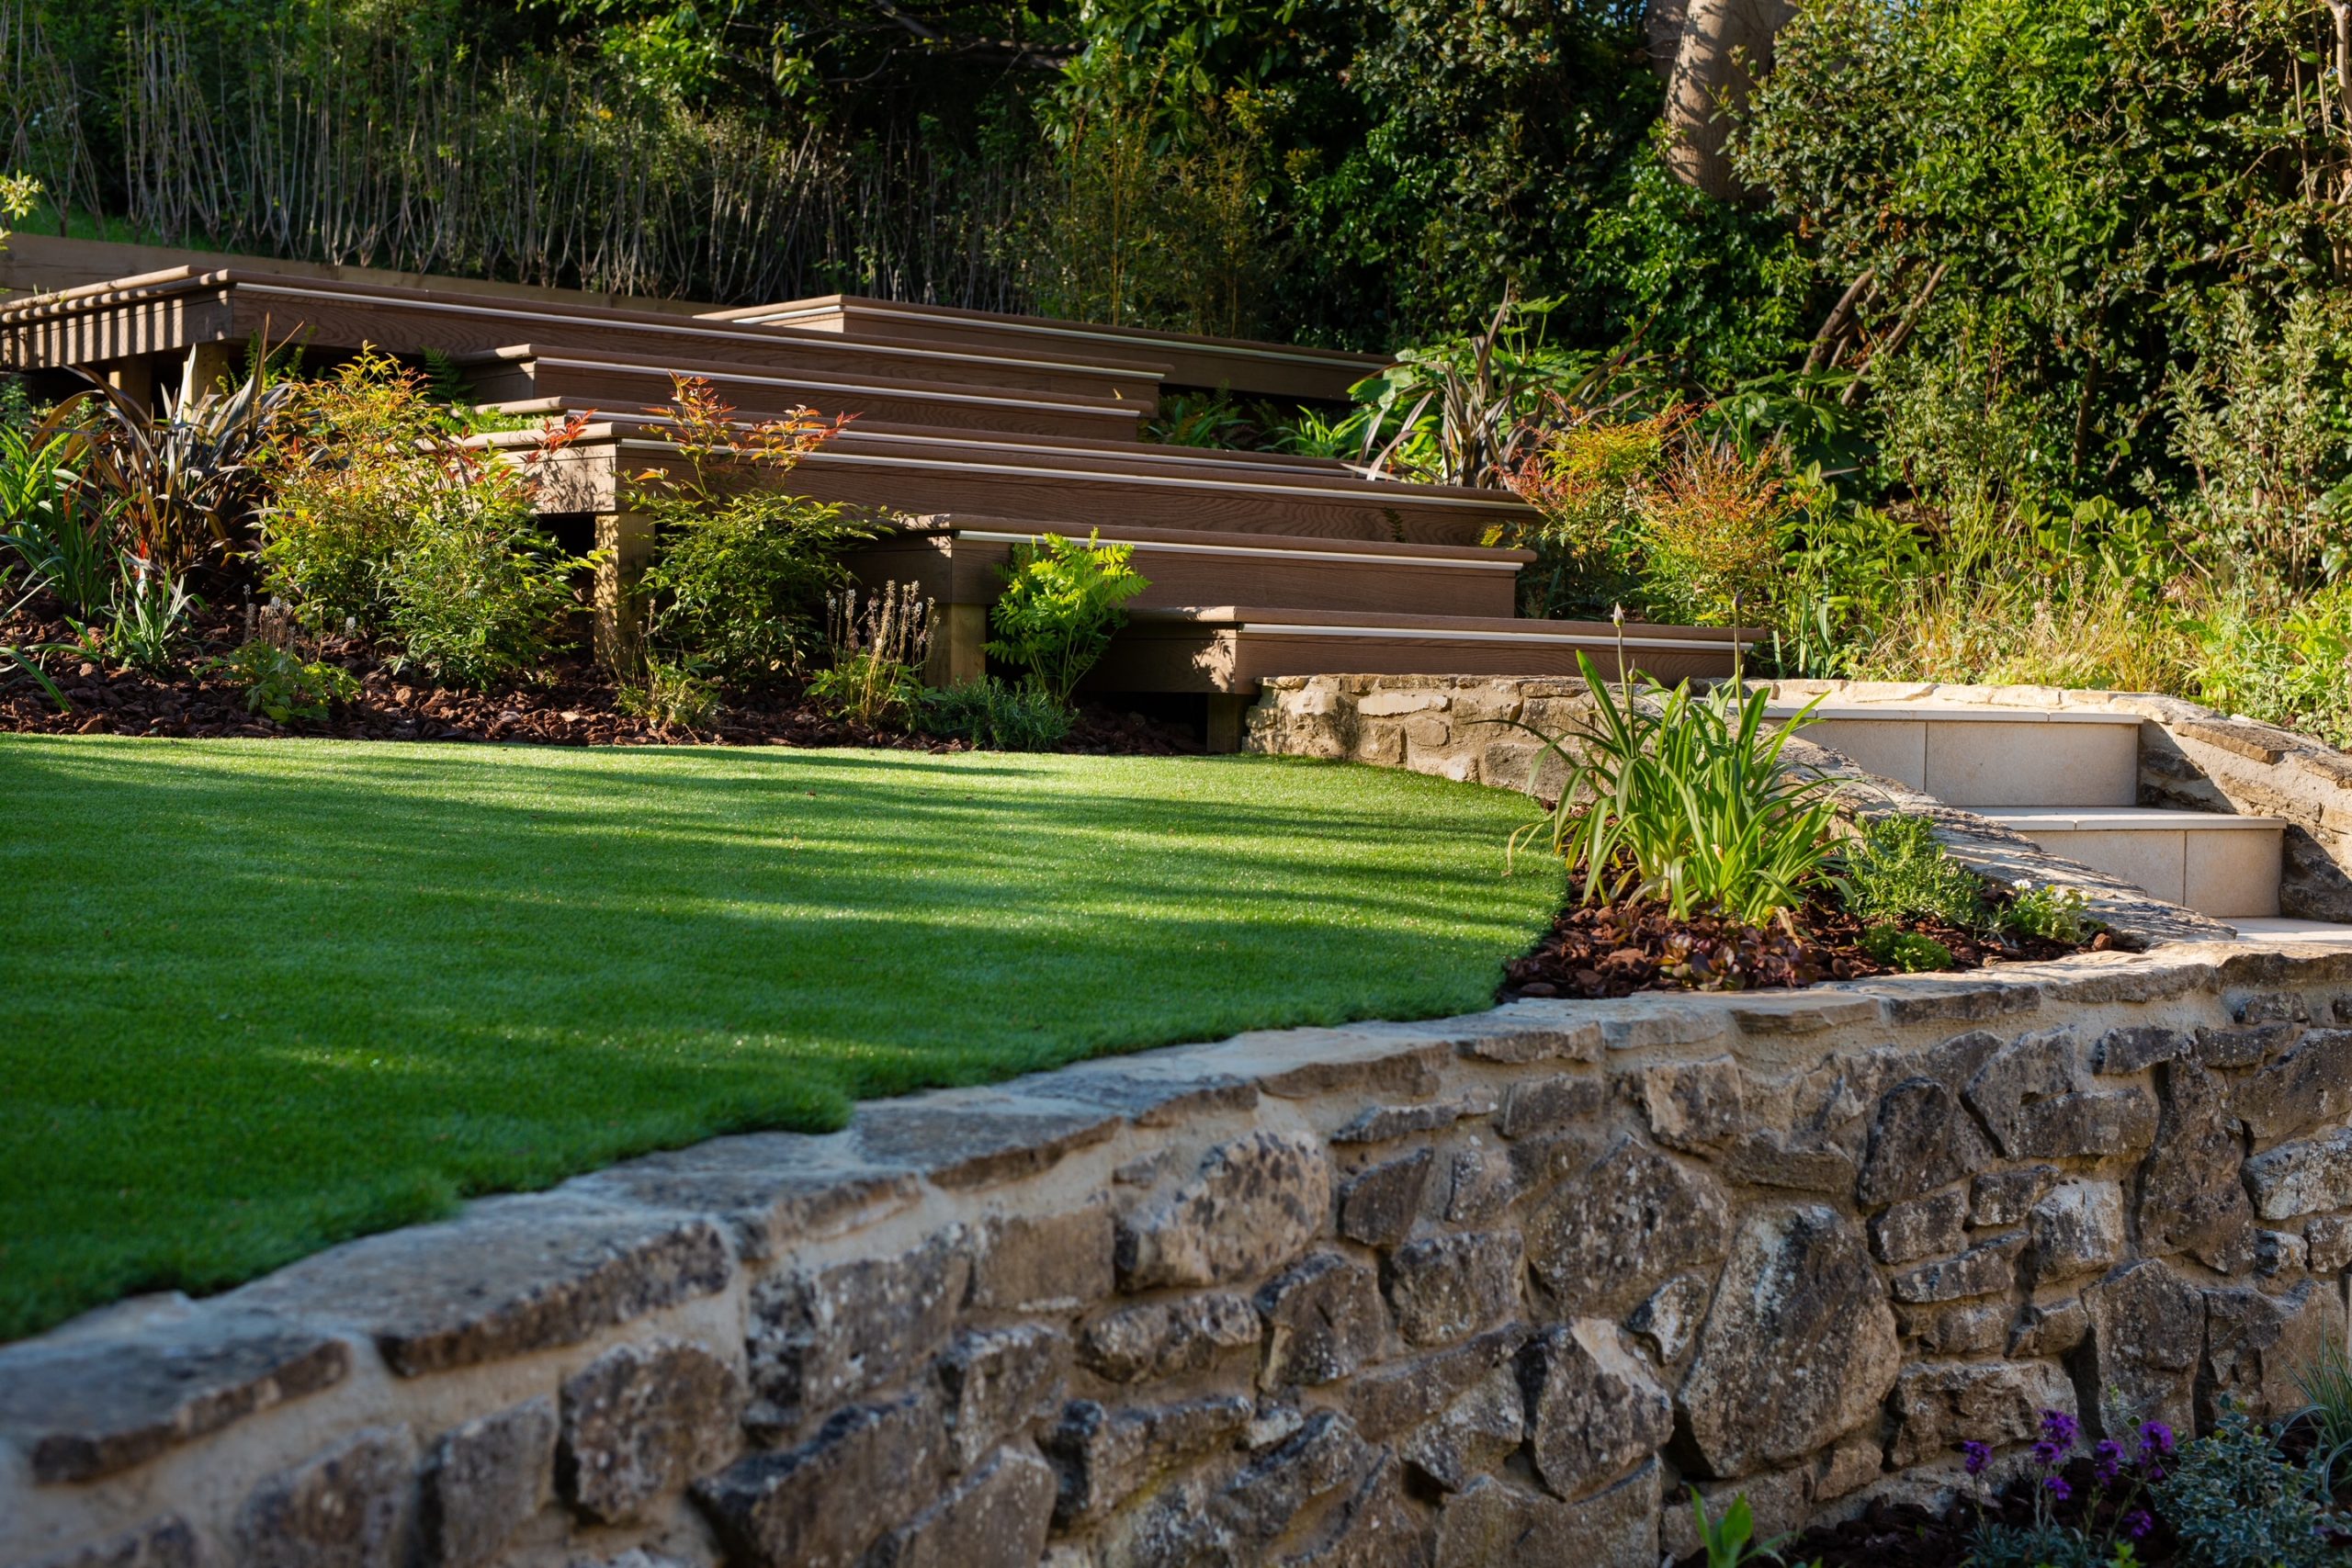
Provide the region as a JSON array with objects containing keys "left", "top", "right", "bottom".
[
  {"left": 1962, "top": 1440, "right": 1992, "bottom": 1476},
  {"left": 2138, "top": 1420, "right": 2175, "bottom": 1457},
  {"left": 2041, "top": 1409, "right": 2081, "bottom": 1450},
  {"left": 2045, "top": 1474, "right": 2074, "bottom": 1502},
  {"left": 2123, "top": 1509, "right": 2155, "bottom": 1540},
  {"left": 2093, "top": 1438, "right": 2125, "bottom": 1485}
]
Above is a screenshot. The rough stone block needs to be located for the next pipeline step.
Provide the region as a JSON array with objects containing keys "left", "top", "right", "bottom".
[
  {"left": 1206, "top": 1410, "right": 1380, "bottom": 1554},
  {"left": 237, "top": 1193, "right": 731, "bottom": 1378},
  {"left": 1524, "top": 1138, "right": 1730, "bottom": 1314},
  {"left": 2009, "top": 1298, "right": 2089, "bottom": 1359},
  {"left": 1078, "top": 1292, "right": 1259, "bottom": 1384},
  {"left": 1871, "top": 1190, "right": 1968, "bottom": 1265},
  {"left": 2193, "top": 1021, "right": 2297, "bottom": 1068},
  {"left": 1657, "top": 1465, "right": 1810, "bottom": 1562},
  {"left": 1898, "top": 1300, "right": 2008, "bottom": 1356},
  {"left": 1346, "top": 1324, "right": 1529, "bottom": 1441},
  {"left": 2094, "top": 1025, "right": 2191, "bottom": 1075},
  {"left": 1524, "top": 1320, "right": 1673, "bottom": 1502},
  {"left": 1889, "top": 1232, "right": 2027, "bottom": 1304},
  {"left": 1433, "top": 1464, "right": 1660, "bottom": 1568},
  {"left": 1722, "top": 1133, "right": 1855, "bottom": 1195},
  {"left": 2137, "top": 1061, "right": 2256, "bottom": 1272},
  {"left": 939, "top": 1325, "right": 1069, "bottom": 1468},
  {"left": 1116, "top": 1131, "right": 1332, "bottom": 1290},
  {"left": 1498, "top": 1075, "right": 1605, "bottom": 1140},
  {"left": 1970, "top": 1165, "right": 2059, "bottom": 1228},
  {"left": 1887, "top": 1360, "right": 2076, "bottom": 1467},
  {"left": 1442, "top": 1144, "right": 1521, "bottom": 1224},
  {"left": 233, "top": 1427, "right": 414, "bottom": 1568},
  {"left": 1453, "top": 1021, "right": 1604, "bottom": 1066},
  {"left": 2203, "top": 1281, "right": 2347, "bottom": 1425},
  {"left": 2247, "top": 1129, "right": 2352, "bottom": 1221},
  {"left": 1814, "top": 1431, "right": 1885, "bottom": 1502},
  {"left": 1628, "top": 1056, "right": 1745, "bottom": 1152},
  {"left": 2026, "top": 1181, "right": 2126, "bottom": 1287},
  {"left": 2009, "top": 1089, "right": 2158, "bottom": 1162},
  {"left": 560, "top": 1338, "right": 742, "bottom": 1525},
  {"left": 1402, "top": 1365, "right": 1525, "bottom": 1492},
  {"left": 1259, "top": 1254, "right": 1387, "bottom": 1386},
  {"left": 865, "top": 1448, "right": 1057, "bottom": 1568},
  {"left": 1680, "top": 1205, "right": 1900, "bottom": 1479},
  {"left": 1042, "top": 1396, "right": 1252, "bottom": 1525},
  {"left": 17, "top": 1517, "right": 200, "bottom": 1568},
  {"left": 1339, "top": 1150, "right": 1434, "bottom": 1246},
  {"left": 971, "top": 1207, "right": 1114, "bottom": 1313},
  {"left": 1962, "top": 1030, "right": 2076, "bottom": 1155},
  {"left": 747, "top": 1232, "right": 967, "bottom": 1418},
  {"left": 2082, "top": 1259, "right": 2203, "bottom": 1436},
  {"left": 1384, "top": 1230, "right": 1522, "bottom": 1347},
  {"left": 418, "top": 1397, "right": 555, "bottom": 1568},
  {"left": 1857, "top": 1077, "right": 1990, "bottom": 1208},
  {"left": 2307, "top": 1213, "right": 2352, "bottom": 1273},
  {"left": 693, "top": 1391, "right": 947, "bottom": 1568},
  {"left": 1626, "top": 1274, "right": 1711, "bottom": 1364},
  {"left": 1330, "top": 1096, "right": 1496, "bottom": 1145},
  {"left": 2236, "top": 1029, "right": 2352, "bottom": 1142},
  {"left": 0, "top": 1314, "right": 351, "bottom": 1485},
  {"left": 2258, "top": 1229, "right": 2308, "bottom": 1277}
]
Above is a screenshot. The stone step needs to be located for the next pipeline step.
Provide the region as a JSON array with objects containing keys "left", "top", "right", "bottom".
[
  {"left": 1973, "top": 807, "right": 2285, "bottom": 919},
  {"left": 1769, "top": 705, "right": 2143, "bottom": 807}
]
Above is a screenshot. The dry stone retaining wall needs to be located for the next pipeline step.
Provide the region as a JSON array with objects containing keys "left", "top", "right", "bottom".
[{"left": 11, "top": 945, "right": 2352, "bottom": 1566}]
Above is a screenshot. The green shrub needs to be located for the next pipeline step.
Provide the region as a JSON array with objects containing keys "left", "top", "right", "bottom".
[
  {"left": 918, "top": 677, "right": 1073, "bottom": 751},
  {"left": 639, "top": 491, "right": 876, "bottom": 683},
  {"left": 616, "top": 660, "right": 721, "bottom": 731},
  {"left": 1835, "top": 813, "right": 1986, "bottom": 928},
  {"left": 200, "top": 641, "right": 360, "bottom": 725},
  {"left": 381, "top": 495, "right": 582, "bottom": 689},
  {"left": 2004, "top": 882, "right": 2098, "bottom": 944},
  {"left": 1499, "top": 652, "right": 1840, "bottom": 926},
  {"left": 1858, "top": 925, "right": 1954, "bottom": 973},
  {"left": 986, "top": 531, "right": 1148, "bottom": 704},
  {"left": 2154, "top": 1407, "right": 2342, "bottom": 1568}
]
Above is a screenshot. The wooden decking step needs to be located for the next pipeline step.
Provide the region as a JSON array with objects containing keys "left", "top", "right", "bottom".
[
  {"left": 699, "top": 294, "right": 1389, "bottom": 401},
  {"left": 1093, "top": 607, "right": 1750, "bottom": 694},
  {"left": 463, "top": 345, "right": 1147, "bottom": 440}
]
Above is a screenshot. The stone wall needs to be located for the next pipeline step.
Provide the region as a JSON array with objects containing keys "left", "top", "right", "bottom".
[
  {"left": 12, "top": 943, "right": 2352, "bottom": 1568},
  {"left": 1244, "top": 672, "right": 2352, "bottom": 923}
]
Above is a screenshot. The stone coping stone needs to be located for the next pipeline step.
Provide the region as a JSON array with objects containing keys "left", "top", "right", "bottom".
[{"left": 8, "top": 937, "right": 2350, "bottom": 1489}]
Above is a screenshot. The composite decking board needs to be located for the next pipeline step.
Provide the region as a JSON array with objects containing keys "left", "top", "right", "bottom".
[
  {"left": 1, "top": 271, "right": 1170, "bottom": 404},
  {"left": 699, "top": 294, "right": 1390, "bottom": 400},
  {"left": 466, "top": 345, "right": 1145, "bottom": 415},
  {"left": 1092, "top": 615, "right": 1745, "bottom": 693}
]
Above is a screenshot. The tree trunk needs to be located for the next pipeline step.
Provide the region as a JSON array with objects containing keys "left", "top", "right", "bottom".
[{"left": 1654, "top": 0, "right": 1796, "bottom": 199}]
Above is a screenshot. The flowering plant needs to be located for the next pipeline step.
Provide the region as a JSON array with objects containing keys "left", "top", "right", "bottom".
[{"left": 1965, "top": 1409, "right": 2173, "bottom": 1568}]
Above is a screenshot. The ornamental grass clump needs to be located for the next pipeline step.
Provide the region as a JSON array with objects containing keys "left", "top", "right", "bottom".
[{"left": 1501, "top": 649, "right": 1838, "bottom": 927}]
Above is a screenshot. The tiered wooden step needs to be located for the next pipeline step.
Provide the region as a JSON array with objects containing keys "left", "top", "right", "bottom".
[
  {"left": 1778, "top": 705, "right": 2286, "bottom": 919},
  {"left": 1102, "top": 608, "right": 1749, "bottom": 693},
  {"left": 464, "top": 345, "right": 1147, "bottom": 440},
  {"left": 0, "top": 269, "right": 1167, "bottom": 406},
  {"left": 700, "top": 295, "right": 1388, "bottom": 400}
]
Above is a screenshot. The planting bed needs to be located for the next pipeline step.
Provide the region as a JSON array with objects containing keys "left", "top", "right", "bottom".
[
  {"left": 1502, "top": 889, "right": 2105, "bottom": 1000},
  {"left": 0, "top": 591, "right": 1200, "bottom": 753}
]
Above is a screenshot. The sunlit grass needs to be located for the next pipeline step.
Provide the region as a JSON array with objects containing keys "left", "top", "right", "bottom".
[{"left": 0, "top": 737, "right": 1560, "bottom": 1340}]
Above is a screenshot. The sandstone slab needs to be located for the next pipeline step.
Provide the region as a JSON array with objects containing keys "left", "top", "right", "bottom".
[
  {"left": 939, "top": 1325, "right": 1069, "bottom": 1467},
  {"left": 748, "top": 1231, "right": 967, "bottom": 1420},
  {"left": 1887, "top": 1360, "right": 2076, "bottom": 1467},
  {"left": 2082, "top": 1260, "right": 2203, "bottom": 1435},
  {"left": 1384, "top": 1231, "right": 1521, "bottom": 1347},
  {"left": 971, "top": 1207, "right": 1114, "bottom": 1313},
  {"left": 1260, "top": 1254, "right": 1387, "bottom": 1386},
  {"left": 2246, "top": 1128, "right": 2352, "bottom": 1220},
  {"left": 1078, "top": 1292, "right": 1260, "bottom": 1384},
  {"left": 2026, "top": 1181, "right": 2125, "bottom": 1287}
]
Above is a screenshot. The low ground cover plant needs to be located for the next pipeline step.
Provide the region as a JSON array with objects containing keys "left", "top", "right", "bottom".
[
  {"left": 918, "top": 675, "right": 1075, "bottom": 751},
  {"left": 985, "top": 529, "right": 1149, "bottom": 705}
]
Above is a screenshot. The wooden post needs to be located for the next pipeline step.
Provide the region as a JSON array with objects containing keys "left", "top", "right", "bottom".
[
  {"left": 594, "top": 511, "right": 651, "bottom": 671},
  {"left": 1205, "top": 694, "right": 1249, "bottom": 754},
  {"left": 186, "top": 340, "right": 238, "bottom": 397},
  {"left": 926, "top": 602, "right": 988, "bottom": 688},
  {"left": 101, "top": 355, "right": 153, "bottom": 413}
]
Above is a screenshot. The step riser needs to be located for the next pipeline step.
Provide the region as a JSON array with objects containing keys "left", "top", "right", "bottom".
[
  {"left": 1800, "top": 716, "right": 2140, "bottom": 807},
  {"left": 1093, "top": 627, "right": 1739, "bottom": 694},
  {"left": 2005, "top": 826, "right": 2282, "bottom": 919}
]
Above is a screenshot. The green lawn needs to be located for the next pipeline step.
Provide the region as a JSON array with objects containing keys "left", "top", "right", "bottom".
[{"left": 0, "top": 738, "right": 1560, "bottom": 1340}]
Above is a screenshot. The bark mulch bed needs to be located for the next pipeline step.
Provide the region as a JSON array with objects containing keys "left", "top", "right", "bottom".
[
  {"left": 1503, "top": 886, "right": 2106, "bottom": 1000},
  {"left": 0, "top": 592, "right": 1201, "bottom": 754}
]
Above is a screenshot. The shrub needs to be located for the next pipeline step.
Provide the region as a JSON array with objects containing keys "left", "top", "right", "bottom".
[
  {"left": 380, "top": 493, "right": 582, "bottom": 689},
  {"left": 2004, "top": 882, "right": 2097, "bottom": 945},
  {"left": 917, "top": 676, "right": 1073, "bottom": 751},
  {"left": 985, "top": 530, "right": 1148, "bottom": 704},
  {"left": 1638, "top": 439, "right": 1793, "bottom": 627},
  {"left": 616, "top": 660, "right": 722, "bottom": 731},
  {"left": 2154, "top": 1407, "right": 2342, "bottom": 1568},
  {"left": 1858, "top": 925, "right": 1953, "bottom": 973},
  {"left": 638, "top": 491, "right": 875, "bottom": 683},
  {"left": 1835, "top": 813, "right": 1986, "bottom": 928},
  {"left": 0, "top": 411, "right": 113, "bottom": 616},
  {"left": 1498, "top": 652, "right": 1839, "bottom": 926},
  {"left": 200, "top": 641, "right": 360, "bottom": 725},
  {"left": 806, "top": 582, "right": 933, "bottom": 728}
]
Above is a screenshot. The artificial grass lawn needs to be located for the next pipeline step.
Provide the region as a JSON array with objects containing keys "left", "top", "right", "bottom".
[{"left": 0, "top": 738, "right": 1563, "bottom": 1340}]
